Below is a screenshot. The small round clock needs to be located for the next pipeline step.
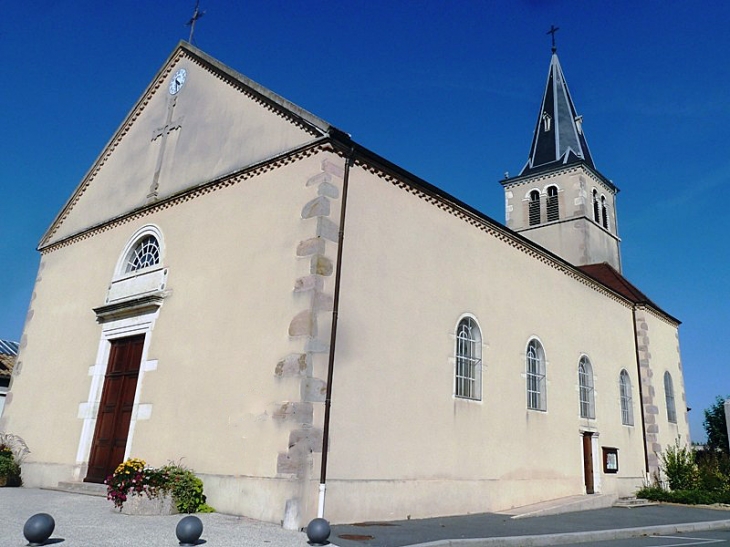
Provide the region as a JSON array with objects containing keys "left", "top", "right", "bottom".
[{"left": 168, "top": 68, "right": 187, "bottom": 95}]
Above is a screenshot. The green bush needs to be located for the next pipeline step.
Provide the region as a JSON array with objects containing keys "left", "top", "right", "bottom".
[
  {"left": 106, "top": 458, "right": 214, "bottom": 513},
  {"left": 661, "top": 437, "right": 698, "bottom": 491},
  {"left": 0, "top": 457, "right": 22, "bottom": 486},
  {"left": 160, "top": 463, "right": 213, "bottom": 514}
]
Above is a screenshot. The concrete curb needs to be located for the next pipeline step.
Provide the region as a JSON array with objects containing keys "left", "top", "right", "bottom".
[{"left": 405, "top": 519, "right": 730, "bottom": 547}]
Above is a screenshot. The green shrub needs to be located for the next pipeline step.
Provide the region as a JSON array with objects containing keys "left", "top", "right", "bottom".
[
  {"left": 0, "top": 457, "right": 22, "bottom": 486},
  {"left": 661, "top": 437, "right": 698, "bottom": 491},
  {"left": 697, "top": 452, "right": 730, "bottom": 493},
  {"left": 106, "top": 458, "right": 214, "bottom": 513},
  {"left": 160, "top": 462, "right": 213, "bottom": 514}
]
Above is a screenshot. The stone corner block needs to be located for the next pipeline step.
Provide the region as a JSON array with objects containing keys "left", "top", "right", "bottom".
[
  {"left": 272, "top": 402, "right": 314, "bottom": 424},
  {"left": 275, "top": 353, "right": 311, "bottom": 377},
  {"left": 311, "top": 255, "right": 333, "bottom": 276},
  {"left": 289, "top": 310, "right": 315, "bottom": 337},
  {"left": 301, "top": 196, "right": 330, "bottom": 219},
  {"left": 322, "top": 159, "right": 345, "bottom": 178}
]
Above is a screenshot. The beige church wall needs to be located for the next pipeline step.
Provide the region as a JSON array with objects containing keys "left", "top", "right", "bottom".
[
  {"left": 318, "top": 165, "right": 648, "bottom": 523},
  {"left": 50, "top": 55, "right": 324, "bottom": 245},
  {"left": 635, "top": 308, "right": 689, "bottom": 475},
  {"left": 0, "top": 232, "right": 133, "bottom": 472},
  {"left": 3, "top": 149, "right": 344, "bottom": 520}
]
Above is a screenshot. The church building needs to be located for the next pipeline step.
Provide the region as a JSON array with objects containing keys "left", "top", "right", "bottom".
[{"left": 1, "top": 41, "right": 688, "bottom": 528}]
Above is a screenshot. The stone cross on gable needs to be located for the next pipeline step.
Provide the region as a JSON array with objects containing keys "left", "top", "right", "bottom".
[{"left": 147, "top": 96, "right": 184, "bottom": 202}]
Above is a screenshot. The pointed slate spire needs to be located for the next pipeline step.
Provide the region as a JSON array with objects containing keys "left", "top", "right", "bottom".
[{"left": 520, "top": 52, "right": 595, "bottom": 176}]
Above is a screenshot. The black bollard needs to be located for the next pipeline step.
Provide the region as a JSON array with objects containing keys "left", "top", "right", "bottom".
[
  {"left": 23, "top": 513, "right": 55, "bottom": 546},
  {"left": 306, "top": 517, "right": 331, "bottom": 545},
  {"left": 176, "top": 515, "right": 203, "bottom": 546}
]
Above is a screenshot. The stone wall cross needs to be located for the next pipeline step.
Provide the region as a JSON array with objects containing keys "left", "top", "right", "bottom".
[{"left": 147, "top": 96, "right": 184, "bottom": 201}]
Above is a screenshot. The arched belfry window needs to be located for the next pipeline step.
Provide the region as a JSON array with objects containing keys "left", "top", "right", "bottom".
[
  {"left": 578, "top": 356, "right": 595, "bottom": 419},
  {"left": 546, "top": 186, "right": 559, "bottom": 222},
  {"left": 601, "top": 196, "right": 608, "bottom": 229},
  {"left": 454, "top": 316, "right": 482, "bottom": 401},
  {"left": 529, "top": 190, "right": 541, "bottom": 226},
  {"left": 592, "top": 189, "right": 600, "bottom": 223},
  {"left": 526, "top": 339, "right": 547, "bottom": 411}
]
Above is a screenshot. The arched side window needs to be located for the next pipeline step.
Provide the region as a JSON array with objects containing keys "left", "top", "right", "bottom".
[
  {"left": 592, "top": 189, "right": 600, "bottom": 223},
  {"left": 526, "top": 339, "right": 547, "bottom": 411},
  {"left": 601, "top": 195, "right": 608, "bottom": 229},
  {"left": 546, "top": 186, "right": 559, "bottom": 222},
  {"left": 664, "top": 371, "right": 677, "bottom": 423},
  {"left": 619, "top": 369, "right": 633, "bottom": 426},
  {"left": 528, "top": 190, "right": 541, "bottom": 226},
  {"left": 455, "top": 317, "right": 482, "bottom": 401},
  {"left": 578, "top": 356, "right": 595, "bottom": 419}
]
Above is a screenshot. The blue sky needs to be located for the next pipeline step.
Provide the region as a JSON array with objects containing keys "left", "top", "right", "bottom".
[{"left": 2, "top": 1, "right": 728, "bottom": 442}]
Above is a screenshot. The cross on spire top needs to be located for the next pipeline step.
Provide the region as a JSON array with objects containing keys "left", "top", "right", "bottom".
[
  {"left": 186, "top": 0, "right": 205, "bottom": 44},
  {"left": 547, "top": 25, "right": 559, "bottom": 53}
]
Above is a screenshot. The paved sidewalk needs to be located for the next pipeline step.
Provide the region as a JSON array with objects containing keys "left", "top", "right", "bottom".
[
  {"left": 0, "top": 487, "right": 305, "bottom": 547},
  {"left": 2, "top": 488, "right": 730, "bottom": 547}
]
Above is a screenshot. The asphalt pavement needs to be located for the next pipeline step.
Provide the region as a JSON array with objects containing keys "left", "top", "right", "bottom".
[{"left": 1, "top": 487, "right": 730, "bottom": 547}]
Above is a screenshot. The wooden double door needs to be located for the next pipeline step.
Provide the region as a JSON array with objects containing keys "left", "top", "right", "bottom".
[{"left": 84, "top": 335, "right": 144, "bottom": 483}]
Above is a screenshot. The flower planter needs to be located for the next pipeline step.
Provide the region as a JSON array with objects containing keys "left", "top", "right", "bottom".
[{"left": 120, "top": 494, "right": 178, "bottom": 516}]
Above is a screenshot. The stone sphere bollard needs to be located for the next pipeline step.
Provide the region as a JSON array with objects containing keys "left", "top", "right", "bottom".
[
  {"left": 23, "top": 513, "right": 55, "bottom": 546},
  {"left": 176, "top": 515, "right": 204, "bottom": 546},
  {"left": 306, "top": 517, "right": 331, "bottom": 545}
]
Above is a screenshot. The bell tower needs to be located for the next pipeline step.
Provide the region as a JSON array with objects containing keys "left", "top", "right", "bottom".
[{"left": 501, "top": 42, "right": 622, "bottom": 271}]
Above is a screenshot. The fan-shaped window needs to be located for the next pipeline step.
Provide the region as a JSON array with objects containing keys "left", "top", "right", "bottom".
[
  {"left": 526, "top": 339, "right": 547, "bottom": 411},
  {"left": 664, "top": 371, "right": 677, "bottom": 423},
  {"left": 619, "top": 369, "right": 633, "bottom": 426},
  {"left": 125, "top": 236, "right": 161, "bottom": 273},
  {"left": 546, "top": 186, "right": 559, "bottom": 222},
  {"left": 601, "top": 196, "right": 608, "bottom": 229},
  {"left": 455, "top": 317, "right": 482, "bottom": 400},
  {"left": 529, "top": 190, "right": 541, "bottom": 226},
  {"left": 579, "top": 356, "right": 595, "bottom": 419}
]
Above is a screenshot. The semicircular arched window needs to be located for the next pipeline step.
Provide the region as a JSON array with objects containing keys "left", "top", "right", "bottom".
[{"left": 125, "top": 235, "right": 161, "bottom": 273}]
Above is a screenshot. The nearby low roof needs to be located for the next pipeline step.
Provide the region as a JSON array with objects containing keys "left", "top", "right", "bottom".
[
  {"left": 578, "top": 263, "right": 679, "bottom": 325},
  {"left": 0, "top": 340, "right": 19, "bottom": 378}
]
